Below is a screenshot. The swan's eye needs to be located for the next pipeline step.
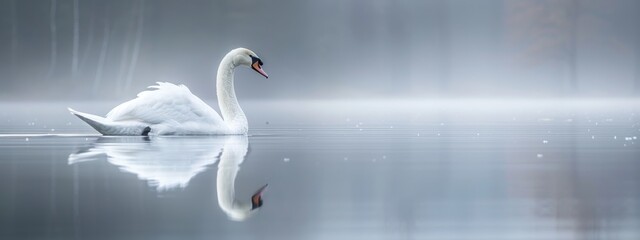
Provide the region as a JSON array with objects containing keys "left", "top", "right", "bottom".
[{"left": 250, "top": 55, "right": 264, "bottom": 67}]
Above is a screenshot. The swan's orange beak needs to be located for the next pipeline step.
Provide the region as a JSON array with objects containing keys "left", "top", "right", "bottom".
[{"left": 252, "top": 61, "right": 269, "bottom": 79}]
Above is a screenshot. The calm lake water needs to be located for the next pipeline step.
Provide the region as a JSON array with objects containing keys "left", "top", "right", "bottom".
[{"left": 1, "top": 100, "right": 639, "bottom": 240}]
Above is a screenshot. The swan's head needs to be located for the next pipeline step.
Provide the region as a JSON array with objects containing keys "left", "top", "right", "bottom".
[{"left": 230, "top": 48, "right": 269, "bottom": 79}]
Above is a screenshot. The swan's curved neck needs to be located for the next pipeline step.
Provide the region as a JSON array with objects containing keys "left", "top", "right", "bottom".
[{"left": 217, "top": 54, "right": 247, "bottom": 133}]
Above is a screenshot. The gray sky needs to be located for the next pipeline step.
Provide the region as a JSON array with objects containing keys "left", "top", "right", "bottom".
[{"left": 1, "top": 0, "right": 639, "bottom": 100}]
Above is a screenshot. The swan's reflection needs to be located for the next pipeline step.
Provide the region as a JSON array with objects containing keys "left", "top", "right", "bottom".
[{"left": 68, "top": 135, "right": 266, "bottom": 221}]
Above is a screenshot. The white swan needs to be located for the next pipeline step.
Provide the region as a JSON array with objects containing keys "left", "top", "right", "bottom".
[
  {"left": 68, "top": 135, "right": 268, "bottom": 221},
  {"left": 68, "top": 48, "right": 268, "bottom": 135}
]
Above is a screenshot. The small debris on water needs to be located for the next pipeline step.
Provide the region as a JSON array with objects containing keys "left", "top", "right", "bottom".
[
  {"left": 283, "top": 158, "right": 290, "bottom": 162},
  {"left": 536, "top": 154, "right": 543, "bottom": 158}
]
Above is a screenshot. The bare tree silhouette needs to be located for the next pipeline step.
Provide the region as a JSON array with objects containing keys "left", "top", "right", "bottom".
[
  {"left": 636, "top": 1, "right": 640, "bottom": 93},
  {"left": 9, "top": 0, "right": 18, "bottom": 82},
  {"left": 93, "top": 18, "right": 111, "bottom": 94},
  {"left": 115, "top": 2, "right": 137, "bottom": 93},
  {"left": 436, "top": 0, "right": 451, "bottom": 94},
  {"left": 79, "top": 0, "right": 96, "bottom": 75},
  {"left": 71, "top": 0, "right": 79, "bottom": 78},
  {"left": 506, "top": 0, "right": 582, "bottom": 94},
  {"left": 125, "top": 0, "right": 145, "bottom": 90},
  {"left": 46, "top": 0, "right": 57, "bottom": 81}
]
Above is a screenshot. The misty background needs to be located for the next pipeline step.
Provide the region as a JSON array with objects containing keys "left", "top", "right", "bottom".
[{"left": 0, "top": 0, "right": 639, "bottom": 101}]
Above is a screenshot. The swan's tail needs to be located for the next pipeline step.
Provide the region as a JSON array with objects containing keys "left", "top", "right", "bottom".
[
  {"left": 68, "top": 149, "right": 106, "bottom": 165},
  {"left": 68, "top": 108, "right": 150, "bottom": 135}
]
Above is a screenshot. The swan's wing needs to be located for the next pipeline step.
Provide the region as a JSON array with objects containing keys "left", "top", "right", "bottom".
[{"left": 106, "top": 82, "right": 224, "bottom": 126}]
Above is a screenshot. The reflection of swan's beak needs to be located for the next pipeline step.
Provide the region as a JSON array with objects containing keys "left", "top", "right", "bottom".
[{"left": 251, "top": 184, "right": 269, "bottom": 210}]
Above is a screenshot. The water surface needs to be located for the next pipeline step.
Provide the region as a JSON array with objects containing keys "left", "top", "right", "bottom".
[{"left": 1, "top": 100, "right": 639, "bottom": 239}]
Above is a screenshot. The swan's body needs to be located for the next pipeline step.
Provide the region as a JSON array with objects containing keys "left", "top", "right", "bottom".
[{"left": 69, "top": 48, "right": 268, "bottom": 135}]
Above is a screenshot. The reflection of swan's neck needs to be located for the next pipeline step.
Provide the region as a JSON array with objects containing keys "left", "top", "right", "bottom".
[
  {"left": 216, "top": 136, "right": 250, "bottom": 221},
  {"left": 216, "top": 53, "right": 247, "bottom": 133}
]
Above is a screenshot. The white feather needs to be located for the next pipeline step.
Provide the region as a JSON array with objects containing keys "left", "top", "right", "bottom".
[{"left": 105, "top": 82, "right": 227, "bottom": 134}]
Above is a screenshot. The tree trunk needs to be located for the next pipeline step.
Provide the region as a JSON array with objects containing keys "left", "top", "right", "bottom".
[
  {"left": 567, "top": 0, "right": 580, "bottom": 95},
  {"left": 637, "top": 2, "right": 640, "bottom": 94},
  {"left": 80, "top": 2, "right": 96, "bottom": 75},
  {"left": 10, "top": 0, "right": 17, "bottom": 62},
  {"left": 125, "top": 0, "right": 145, "bottom": 89},
  {"left": 71, "top": 0, "right": 79, "bottom": 78},
  {"left": 93, "top": 19, "right": 111, "bottom": 94},
  {"left": 437, "top": 0, "right": 451, "bottom": 96},
  {"left": 9, "top": 0, "right": 18, "bottom": 83},
  {"left": 568, "top": 53, "right": 578, "bottom": 94},
  {"left": 6, "top": 0, "right": 18, "bottom": 91},
  {"left": 636, "top": 44, "right": 640, "bottom": 94},
  {"left": 46, "top": 0, "right": 57, "bottom": 81},
  {"left": 116, "top": 3, "right": 137, "bottom": 92}
]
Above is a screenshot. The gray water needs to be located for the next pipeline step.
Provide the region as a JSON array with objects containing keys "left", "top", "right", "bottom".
[{"left": 1, "top": 100, "right": 639, "bottom": 240}]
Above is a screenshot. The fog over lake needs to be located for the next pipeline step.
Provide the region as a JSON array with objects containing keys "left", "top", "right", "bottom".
[{"left": 1, "top": 1, "right": 640, "bottom": 239}]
